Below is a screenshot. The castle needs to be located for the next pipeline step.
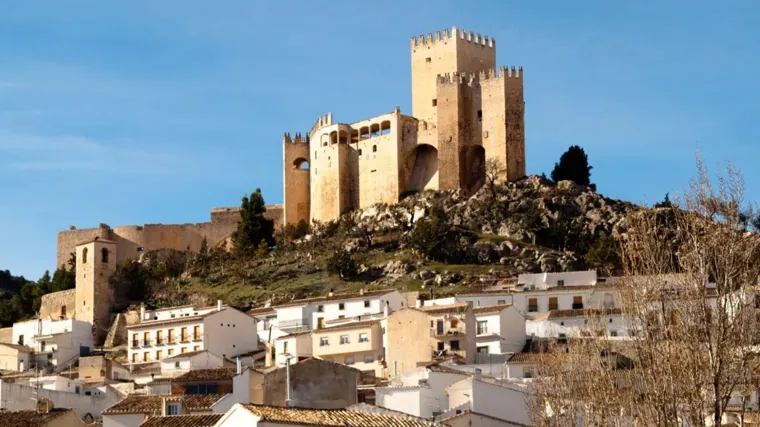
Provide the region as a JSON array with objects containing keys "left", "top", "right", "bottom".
[{"left": 282, "top": 26, "right": 525, "bottom": 225}]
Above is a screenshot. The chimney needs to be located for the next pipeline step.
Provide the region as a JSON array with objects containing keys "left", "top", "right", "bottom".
[
  {"left": 140, "top": 304, "right": 146, "bottom": 321},
  {"left": 474, "top": 368, "right": 482, "bottom": 381},
  {"left": 328, "top": 288, "right": 334, "bottom": 297},
  {"left": 217, "top": 300, "right": 223, "bottom": 311}
]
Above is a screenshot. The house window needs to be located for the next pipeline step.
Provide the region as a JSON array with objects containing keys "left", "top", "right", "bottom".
[
  {"left": 476, "top": 321, "right": 488, "bottom": 335},
  {"left": 320, "top": 337, "right": 329, "bottom": 347},
  {"left": 143, "top": 352, "right": 149, "bottom": 362},
  {"left": 558, "top": 333, "right": 567, "bottom": 343},
  {"left": 339, "top": 303, "right": 345, "bottom": 311},
  {"left": 437, "top": 342, "right": 444, "bottom": 351},
  {"left": 346, "top": 357, "right": 354, "bottom": 365},
  {"left": 557, "top": 280, "right": 565, "bottom": 287},
  {"left": 365, "top": 355, "right": 374, "bottom": 364},
  {"left": 450, "top": 319, "right": 458, "bottom": 328},
  {"left": 549, "top": 297, "right": 558, "bottom": 311},
  {"left": 61, "top": 305, "right": 67, "bottom": 318},
  {"left": 432, "top": 99, "right": 437, "bottom": 107},
  {"left": 101, "top": 248, "right": 109, "bottom": 263},
  {"left": 359, "top": 333, "right": 368, "bottom": 343},
  {"left": 528, "top": 298, "right": 538, "bottom": 312},
  {"left": 364, "top": 300, "right": 370, "bottom": 308},
  {"left": 497, "top": 300, "right": 506, "bottom": 305},
  {"left": 175, "top": 361, "right": 180, "bottom": 368},
  {"left": 193, "top": 326, "right": 201, "bottom": 341},
  {"left": 194, "top": 346, "right": 200, "bottom": 351},
  {"left": 450, "top": 340, "right": 460, "bottom": 351},
  {"left": 477, "top": 346, "right": 489, "bottom": 354},
  {"left": 425, "top": 57, "right": 431, "bottom": 63},
  {"left": 524, "top": 368, "right": 534, "bottom": 379},
  {"left": 40, "top": 341, "right": 46, "bottom": 352},
  {"left": 317, "top": 305, "right": 324, "bottom": 312},
  {"left": 372, "top": 145, "right": 377, "bottom": 153},
  {"left": 340, "top": 335, "right": 349, "bottom": 345},
  {"left": 573, "top": 296, "right": 583, "bottom": 310},
  {"left": 132, "top": 353, "right": 137, "bottom": 363},
  {"left": 82, "top": 248, "right": 88, "bottom": 264},
  {"left": 610, "top": 330, "right": 619, "bottom": 337},
  {"left": 168, "top": 349, "right": 174, "bottom": 356},
  {"left": 167, "top": 403, "right": 180, "bottom": 416},
  {"left": 156, "top": 350, "right": 162, "bottom": 360},
  {"left": 181, "top": 347, "right": 187, "bottom": 354},
  {"left": 18, "top": 335, "right": 23, "bottom": 346}
]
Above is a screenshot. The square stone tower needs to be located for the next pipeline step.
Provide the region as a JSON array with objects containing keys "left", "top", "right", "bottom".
[{"left": 75, "top": 237, "right": 116, "bottom": 345}]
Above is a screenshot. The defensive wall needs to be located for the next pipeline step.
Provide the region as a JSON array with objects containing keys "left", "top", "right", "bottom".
[
  {"left": 39, "top": 289, "right": 76, "bottom": 321},
  {"left": 56, "top": 205, "right": 283, "bottom": 268}
]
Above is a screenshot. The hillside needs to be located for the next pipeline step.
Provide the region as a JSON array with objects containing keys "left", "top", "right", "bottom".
[{"left": 130, "top": 175, "right": 640, "bottom": 311}]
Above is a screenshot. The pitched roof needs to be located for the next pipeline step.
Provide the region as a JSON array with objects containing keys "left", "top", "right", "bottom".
[
  {"left": 315, "top": 320, "right": 380, "bottom": 333},
  {"left": 130, "top": 362, "right": 161, "bottom": 375},
  {"left": 425, "top": 363, "right": 471, "bottom": 376},
  {"left": 275, "top": 330, "right": 312, "bottom": 340},
  {"left": 247, "top": 307, "right": 276, "bottom": 316},
  {"left": 0, "top": 409, "right": 73, "bottom": 426},
  {"left": 173, "top": 368, "right": 237, "bottom": 383},
  {"left": 0, "top": 343, "right": 34, "bottom": 352},
  {"left": 418, "top": 302, "right": 470, "bottom": 315},
  {"left": 517, "top": 285, "right": 596, "bottom": 294},
  {"left": 505, "top": 353, "right": 549, "bottom": 364},
  {"left": 102, "top": 394, "right": 226, "bottom": 415},
  {"left": 547, "top": 308, "right": 623, "bottom": 319},
  {"left": 472, "top": 304, "right": 513, "bottom": 315},
  {"left": 138, "top": 414, "right": 223, "bottom": 427},
  {"left": 440, "top": 410, "right": 529, "bottom": 426},
  {"left": 162, "top": 350, "right": 210, "bottom": 361},
  {"left": 273, "top": 289, "right": 394, "bottom": 308},
  {"left": 126, "top": 314, "right": 206, "bottom": 329},
  {"left": 240, "top": 404, "right": 446, "bottom": 426}
]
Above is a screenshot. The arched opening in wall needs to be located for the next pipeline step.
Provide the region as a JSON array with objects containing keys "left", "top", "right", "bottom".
[
  {"left": 370, "top": 123, "right": 380, "bottom": 138},
  {"left": 405, "top": 144, "right": 439, "bottom": 193},
  {"left": 329, "top": 131, "right": 338, "bottom": 145},
  {"left": 101, "top": 248, "right": 109, "bottom": 263},
  {"left": 60, "top": 306, "right": 67, "bottom": 319},
  {"left": 82, "top": 248, "right": 88, "bottom": 264},
  {"left": 359, "top": 127, "right": 370, "bottom": 140},
  {"left": 350, "top": 129, "right": 359, "bottom": 143},
  {"left": 462, "top": 145, "right": 486, "bottom": 195},
  {"left": 338, "top": 130, "right": 348, "bottom": 144},
  {"left": 321, "top": 134, "right": 329, "bottom": 147},
  {"left": 293, "top": 158, "right": 310, "bottom": 170},
  {"left": 380, "top": 121, "right": 391, "bottom": 136}
]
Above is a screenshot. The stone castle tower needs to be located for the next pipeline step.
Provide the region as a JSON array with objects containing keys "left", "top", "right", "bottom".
[
  {"left": 283, "top": 26, "right": 525, "bottom": 226},
  {"left": 75, "top": 237, "right": 116, "bottom": 344}
]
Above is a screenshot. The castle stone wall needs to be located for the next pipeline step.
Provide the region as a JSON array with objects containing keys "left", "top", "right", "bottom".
[
  {"left": 351, "top": 112, "right": 401, "bottom": 210},
  {"left": 283, "top": 134, "right": 311, "bottom": 225},
  {"left": 39, "top": 289, "right": 76, "bottom": 321},
  {"left": 56, "top": 205, "right": 283, "bottom": 268}
]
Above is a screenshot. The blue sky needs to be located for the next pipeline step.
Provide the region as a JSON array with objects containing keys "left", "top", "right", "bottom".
[{"left": 1, "top": 0, "right": 759, "bottom": 279}]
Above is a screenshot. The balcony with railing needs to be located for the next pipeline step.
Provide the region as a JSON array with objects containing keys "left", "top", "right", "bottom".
[{"left": 430, "top": 326, "right": 466, "bottom": 339}]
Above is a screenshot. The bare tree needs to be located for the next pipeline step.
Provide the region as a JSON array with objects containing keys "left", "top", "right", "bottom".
[
  {"left": 529, "top": 154, "right": 760, "bottom": 426},
  {"left": 484, "top": 157, "right": 506, "bottom": 198}
]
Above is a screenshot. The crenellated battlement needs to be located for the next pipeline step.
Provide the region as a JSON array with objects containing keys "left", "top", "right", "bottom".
[
  {"left": 436, "top": 66, "right": 523, "bottom": 86},
  {"left": 410, "top": 26, "right": 495, "bottom": 49},
  {"left": 283, "top": 132, "right": 308, "bottom": 144},
  {"left": 308, "top": 112, "right": 333, "bottom": 139}
]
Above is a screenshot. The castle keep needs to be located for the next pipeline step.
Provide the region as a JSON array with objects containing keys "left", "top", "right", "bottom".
[{"left": 283, "top": 26, "right": 525, "bottom": 224}]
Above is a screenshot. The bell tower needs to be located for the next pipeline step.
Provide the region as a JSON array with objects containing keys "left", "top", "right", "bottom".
[{"left": 75, "top": 236, "right": 116, "bottom": 344}]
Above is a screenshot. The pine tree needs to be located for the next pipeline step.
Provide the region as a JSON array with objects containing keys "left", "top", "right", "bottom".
[
  {"left": 231, "top": 188, "right": 275, "bottom": 255},
  {"left": 550, "top": 145, "right": 593, "bottom": 187}
]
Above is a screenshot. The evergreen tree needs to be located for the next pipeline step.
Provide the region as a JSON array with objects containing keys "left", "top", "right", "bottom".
[
  {"left": 654, "top": 192, "right": 673, "bottom": 208},
  {"left": 550, "top": 145, "right": 593, "bottom": 187},
  {"left": 231, "top": 188, "right": 275, "bottom": 255}
]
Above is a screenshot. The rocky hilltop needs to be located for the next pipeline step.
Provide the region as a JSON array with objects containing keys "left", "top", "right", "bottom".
[{"left": 138, "top": 175, "right": 640, "bottom": 309}]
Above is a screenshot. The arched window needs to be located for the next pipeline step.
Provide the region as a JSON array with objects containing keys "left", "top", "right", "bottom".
[
  {"left": 60, "top": 306, "right": 67, "bottom": 318},
  {"left": 321, "top": 134, "right": 329, "bottom": 147},
  {"left": 329, "top": 131, "right": 338, "bottom": 145},
  {"left": 82, "top": 248, "right": 88, "bottom": 264},
  {"left": 370, "top": 123, "right": 380, "bottom": 138},
  {"left": 359, "top": 127, "right": 370, "bottom": 140},
  {"left": 101, "top": 248, "right": 109, "bottom": 263},
  {"left": 293, "top": 158, "right": 310, "bottom": 170},
  {"left": 372, "top": 145, "right": 377, "bottom": 153},
  {"left": 338, "top": 130, "right": 348, "bottom": 144},
  {"left": 380, "top": 121, "right": 391, "bottom": 136}
]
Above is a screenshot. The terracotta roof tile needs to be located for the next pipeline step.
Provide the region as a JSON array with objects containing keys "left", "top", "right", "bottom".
[
  {"left": 173, "top": 368, "right": 237, "bottom": 383},
  {"left": 102, "top": 394, "right": 226, "bottom": 415},
  {"left": 275, "top": 330, "right": 312, "bottom": 340},
  {"left": 472, "top": 304, "right": 513, "bottom": 315},
  {"left": 316, "top": 320, "right": 380, "bottom": 333},
  {"left": 241, "top": 404, "right": 446, "bottom": 426},
  {"left": 127, "top": 315, "right": 206, "bottom": 330},
  {"left": 0, "top": 343, "right": 34, "bottom": 352},
  {"left": 0, "top": 409, "right": 72, "bottom": 426},
  {"left": 273, "top": 290, "right": 394, "bottom": 308},
  {"left": 247, "top": 307, "right": 276, "bottom": 316},
  {"left": 506, "top": 353, "right": 549, "bottom": 364},
  {"left": 130, "top": 362, "right": 162, "bottom": 375},
  {"left": 139, "top": 414, "right": 223, "bottom": 427},
  {"left": 547, "top": 308, "right": 622, "bottom": 319},
  {"left": 77, "top": 236, "right": 116, "bottom": 245},
  {"left": 162, "top": 350, "right": 210, "bottom": 361},
  {"left": 425, "top": 363, "right": 471, "bottom": 376},
  {"left": 418, "top": 303, "right": 470, "bottom": 315}
]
